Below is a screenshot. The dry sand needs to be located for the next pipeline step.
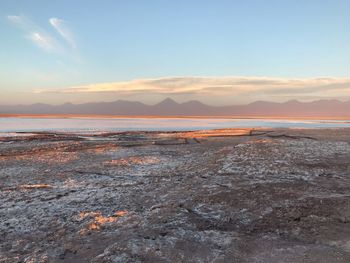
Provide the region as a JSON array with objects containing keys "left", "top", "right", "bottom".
[{"left": 0, "top": 128, "right": 350, "bottom": 262}]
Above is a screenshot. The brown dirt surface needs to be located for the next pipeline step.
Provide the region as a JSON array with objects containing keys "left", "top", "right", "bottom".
[{"left": 1, "top": 128, "right": 350, "bottom": 262}]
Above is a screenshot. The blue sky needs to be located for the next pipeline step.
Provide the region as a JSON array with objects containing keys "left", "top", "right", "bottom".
[{"left": 1, "top": 0, "right": 350, "bottom": 105}]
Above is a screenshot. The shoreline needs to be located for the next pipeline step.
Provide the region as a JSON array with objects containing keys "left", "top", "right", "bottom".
[{"left": 1, "top": 113, "right": 350, "bottom": 120}]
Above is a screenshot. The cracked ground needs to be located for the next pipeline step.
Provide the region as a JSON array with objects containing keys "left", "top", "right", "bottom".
[{"left": 1, "top": 128, "right": 350, "bottom": 262}]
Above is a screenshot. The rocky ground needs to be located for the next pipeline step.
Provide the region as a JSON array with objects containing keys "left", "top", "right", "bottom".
[{"left": 0, "top": 128, "right": 350, "bottom": 263}]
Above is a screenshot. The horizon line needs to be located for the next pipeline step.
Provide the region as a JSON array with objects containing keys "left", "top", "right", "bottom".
[{"left": 0, "top": 97, "right": 349, "bottom": 107}]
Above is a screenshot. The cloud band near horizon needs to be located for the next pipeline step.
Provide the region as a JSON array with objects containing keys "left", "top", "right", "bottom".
[{"left": 32, "top": 76, "right": 350, "bottom": 105}]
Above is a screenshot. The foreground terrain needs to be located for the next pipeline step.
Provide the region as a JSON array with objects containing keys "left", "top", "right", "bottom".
[{"left": 1, "top": 128, "right": 350, "bottom": 262}]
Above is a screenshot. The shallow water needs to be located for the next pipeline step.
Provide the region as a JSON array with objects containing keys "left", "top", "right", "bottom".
[{"left": 0, "top": 117, "right": 350, "bottom": 135}]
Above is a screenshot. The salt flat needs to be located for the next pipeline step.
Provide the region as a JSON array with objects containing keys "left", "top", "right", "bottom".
[{"left": 1, "top": 128, "right": 350, "bottom": 262}]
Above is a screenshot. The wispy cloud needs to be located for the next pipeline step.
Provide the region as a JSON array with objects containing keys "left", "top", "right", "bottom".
[
  {"left": 7, "top": 15, "right": 23, "bottom": 24},
  {"left": 28, "top": 32, "right": 58, "bottom": 52},
  {"left": 7, "top": 15, "right": 77, "bottom": 55},
  {"left": 32, "top": 76, "right": 350, "bottom": 104},
  {"left": 7, "top": 15, "right": 61, "bottom": 53},
  {"left": 49, "top": 17, "right": 76, "bottom": 49}
]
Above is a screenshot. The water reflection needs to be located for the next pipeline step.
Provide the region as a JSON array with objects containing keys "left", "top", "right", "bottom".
[{"left": 1, "top": 117, "right": 350, "bottom": 134}]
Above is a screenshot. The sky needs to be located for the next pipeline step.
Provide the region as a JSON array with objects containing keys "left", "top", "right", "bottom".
[{"left": 1, "top": 0, "right": 350, "bottom": 105}]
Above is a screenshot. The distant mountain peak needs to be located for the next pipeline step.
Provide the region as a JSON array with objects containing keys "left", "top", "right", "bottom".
[
  {"left": 182, "top": 99, "right": 205, "bottom": 105},
  {"left": 1, "top": 98, "right": 350, "bottom": 117},
  {"left": 155, "top": 98, "right": 179, "bottom": 106},
  {"left": 248, "top": 100, "right": 276, "bottom": 105},
  {"left": 163, "top": 97, "right": 177, "bottom": 103},
  {"left": 285, "top": 99, "right": 301, "bottom": 104}
]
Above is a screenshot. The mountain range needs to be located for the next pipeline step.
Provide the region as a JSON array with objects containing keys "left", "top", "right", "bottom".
[{"left": 1, "top": 98, "right": 350, "bottom": 117}]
